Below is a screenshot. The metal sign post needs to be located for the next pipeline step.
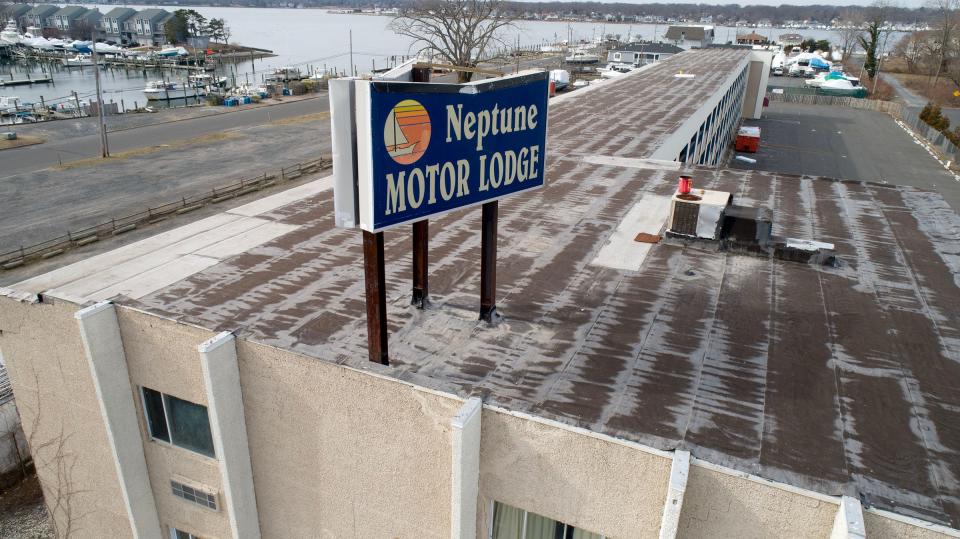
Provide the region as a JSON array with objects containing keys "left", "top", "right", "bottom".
[
  {"left": 479, "top": 201, "right": 498, "bottom": 322},
  {"left": 362, "top": 230, "right": 388, "bottom": 364},
  {"left": 410, "top": 66, "right": 431, "bottom": 309}
]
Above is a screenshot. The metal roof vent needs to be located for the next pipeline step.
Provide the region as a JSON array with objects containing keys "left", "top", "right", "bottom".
[{"left": 667, "top": 175, "right": 730, "bottom": 240}]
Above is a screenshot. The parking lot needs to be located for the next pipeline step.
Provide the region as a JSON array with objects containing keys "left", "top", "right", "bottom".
[{"left": 733, "top": 101, "right": 960, "bottom": 212}]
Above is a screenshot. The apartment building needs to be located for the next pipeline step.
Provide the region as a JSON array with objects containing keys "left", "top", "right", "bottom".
[
  {"left": 1, "top": 48, "right": 958, "bottom": 539},
  {"left": 663, "top": 25, "right": 715, "bottom": 49}
]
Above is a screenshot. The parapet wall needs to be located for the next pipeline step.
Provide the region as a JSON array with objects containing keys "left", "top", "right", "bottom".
[{"left": 0, "top": 294, "right": 957, "bottom": 538}]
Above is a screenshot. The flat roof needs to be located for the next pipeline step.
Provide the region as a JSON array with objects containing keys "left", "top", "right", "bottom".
[{"left": 9, "top": 49, "right": 960, "bottom": 528}]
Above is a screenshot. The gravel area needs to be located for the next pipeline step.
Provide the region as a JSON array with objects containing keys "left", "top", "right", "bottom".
[{"left": 0, "top": 475, "right": 53, "bottom": 539}]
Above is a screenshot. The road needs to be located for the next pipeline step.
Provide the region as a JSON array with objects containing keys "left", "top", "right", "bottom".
[
  {"left": 735, "top": 101, "right": 960, "bottom": 211},
  {"left": 0, "top": 96, "right": 332, "bottom": 253},
  {"left": 0, "top": 97, "right": 328, "bottom": 177},
  {"left": 881, "top": 72, "right": 926, "bottom": 108}
]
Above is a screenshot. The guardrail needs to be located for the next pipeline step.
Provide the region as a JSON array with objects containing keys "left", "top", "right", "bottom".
[
  {"left": 0, "top": 157, "right": 331, "bottom": 271},
  {"left": 766, "top": 91, "right": 904, "bottom": 115}
]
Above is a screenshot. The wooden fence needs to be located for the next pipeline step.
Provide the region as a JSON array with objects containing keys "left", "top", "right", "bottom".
[{"left": 0, "top": 158, "right": 330, "bottom": 271}]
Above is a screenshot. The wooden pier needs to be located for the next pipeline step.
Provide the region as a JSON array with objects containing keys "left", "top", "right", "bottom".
[{"left": 0, "top": 75, "right": 53, "bottom": 87}]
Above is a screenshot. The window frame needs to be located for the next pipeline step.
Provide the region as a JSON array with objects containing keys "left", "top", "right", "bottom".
[
  {"left": 140, "top": 386, "right": 216, "bottom": 459},
  {"left": 169, "top": 527, "right": 203, "bottom": 539},
  {"left": 487, "top": 500, "right": 607, "bottom": 539}
]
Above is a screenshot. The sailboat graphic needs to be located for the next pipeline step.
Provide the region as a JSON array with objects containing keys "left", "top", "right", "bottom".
[{"left": 384, "top": 99, "right": 431, "bottom": 165}]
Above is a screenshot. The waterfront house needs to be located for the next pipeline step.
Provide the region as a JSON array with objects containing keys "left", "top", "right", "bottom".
[
  {"left": 22, "top": 5, "right": 58, "bottom": 34},
  {"left": 132, "top": 8, "right": 172, "bottom": 46},
  {"left": 3, "top": 4, "right": 31, "bottom": 30},
  {"left": 606, "top": 42, "right": 684, "bottom": 66},
  {"left": 736, "top": 32, "right": 770, "bottom": 46},
  {"left": 100, "top": 7, "right": 137, "bottom": 44},
  {"left": 663, "top": 25, "right": 715, "bottom": 49},
  {"left": 51, "top": 6, "right": 88, "bottom": 32},
  {"left": 74, "top": 9, "right": 102, "bottom": 39}
]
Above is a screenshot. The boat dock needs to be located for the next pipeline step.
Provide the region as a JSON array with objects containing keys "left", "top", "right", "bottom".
[{"left": 0, "top": 75, "right": 53, "bottom": 87}]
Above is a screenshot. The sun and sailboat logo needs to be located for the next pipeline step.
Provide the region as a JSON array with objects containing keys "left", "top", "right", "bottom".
[{"left": 384, "top": 99, "right": 431, "bottom": 165}]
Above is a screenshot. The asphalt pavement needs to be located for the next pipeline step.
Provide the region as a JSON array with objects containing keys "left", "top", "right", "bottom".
[
  {"left": 0, "top": 96, "right": 332, "bottom": 253},
  {"left": 734, "top": 101, "right": 960, "bottom": 211},
  {"left": 1, "top": 96, "right": 328, "bottom": 177}
]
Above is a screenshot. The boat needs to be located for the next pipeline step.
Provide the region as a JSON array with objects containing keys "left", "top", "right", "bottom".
[
  {"left": 143, "top": 81, "right": 205, "bottom": 100},
  {"left": 188, "top": 73, "right": 227, "bottom": 89},
  {"left": 565, "top": 50, "right": 600, "bottom": 65},
  {"left": 267, "top": 67, "right": 302, "bottom": 83},
  {"left": 63, "top": 54, "right": 98, "bottom": 67},
  {"left": 549, "top": 69, "right": 569, "bottom": 91},
  {"left": 156, "top": 46, "right": 188, "bottom": 57},
  {"left": 599, "top": 63, "right": 633, "bottom": 79},
  {"left": 819, "top": 78, "right": 868, "bottom": 98},
  {"left": 0, "top": 96, "right": 22, "bottom": 114},
  {"left": 0, "top": 19, "right": 21, "bottom": 45}
]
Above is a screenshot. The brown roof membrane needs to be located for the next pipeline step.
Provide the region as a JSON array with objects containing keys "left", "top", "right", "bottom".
[{"left": 132, "top": 49, "right": 960, "bottom": 526}]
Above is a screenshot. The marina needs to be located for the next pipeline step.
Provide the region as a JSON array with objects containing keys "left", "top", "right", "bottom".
[{"left": 0, "top": 6, "right": 906, "bottom": 125}]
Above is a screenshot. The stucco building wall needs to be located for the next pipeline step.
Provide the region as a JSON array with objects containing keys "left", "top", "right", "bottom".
[
  {"left": 0, "top": 299, "right": 132, "bottom": 538},
  {"left": 478, "top": 408, "right": 672, "bottom": 538},
  {"left": 1, "top": 297, "right": 959, "bottom": 538},
  {"left": 235, "top": 337, "right": 459, "bottom": 538}
]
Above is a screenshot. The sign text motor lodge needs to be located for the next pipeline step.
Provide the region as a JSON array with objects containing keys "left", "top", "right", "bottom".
[{"left": 350, "top": 72, "right": 549, "bottom": 232}]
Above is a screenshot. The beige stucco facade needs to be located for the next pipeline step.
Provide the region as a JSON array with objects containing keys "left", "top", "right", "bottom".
[{"left": 0, "top": 294, "right": 958, "bottom": 539}]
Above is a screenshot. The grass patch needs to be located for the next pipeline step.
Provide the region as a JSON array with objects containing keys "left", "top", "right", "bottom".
[
  {"left": 53, "top": 131, "right": 241, "bottom": 171},
  {"left": 0, "top": 135, "right": 44, "bottom": 150}
]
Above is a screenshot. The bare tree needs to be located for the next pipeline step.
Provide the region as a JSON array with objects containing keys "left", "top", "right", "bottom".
[
  {"left": 835, "top": 10, "right": 864, "bottom": 62},
  {"left": 391, "top": 0, "right": 513, "bottom": 83},
  {"left": 927, "top": 0, "right": 960, "bottom": 87}
]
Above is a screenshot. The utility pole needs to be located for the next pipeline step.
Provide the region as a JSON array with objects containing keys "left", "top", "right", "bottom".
[
  {"left": 91, "top": 42, "right": 109, "bottom": 157},
  {"left": 515, "top": 35, "right": 520, "bottom": 74},
  {"left": 349, "top": 30, "right": 354, "bottom": 77}
]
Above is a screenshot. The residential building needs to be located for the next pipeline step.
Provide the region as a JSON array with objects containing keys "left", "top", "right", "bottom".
[
  {"left": 736, "top": 32, "right": 769, "bottom": 46},
  {"left": 50, "top": 6, "right": 89, "bottom": 33},
  {"left": 663, "top": 24, "right": 715, "bottom": 49},
  {"left": 606, "top": 42, "right": 684, "bottom": 66},
  {"left": 2, "top": 48, "right": 959, "bottom": 539},
  {"left": 2, "top": 4, "right": 32, "bottom": 30},
  {"left": 99, "top": 7, "right": 137, "bottom": 44},
  {"left": 22, "top": 4, "right": 58, "bottom": 33},
  {"left": 780, "top": 33, "right": 804, "bottom": 48},
  {"left": 132, "top": 8, "right": 172, "bottom": 46}
]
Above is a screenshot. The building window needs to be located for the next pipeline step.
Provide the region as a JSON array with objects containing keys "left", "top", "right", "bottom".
[
  {"left": 171, "top": 480, "right": 218, "bottom": 510},
  {"left": 141, "top": 387, "right": 215, "bottom": 458},
  {"left": 614, "top": 52, "right": 621, "bottom": 61},
  {"left": 170, "top": 527, "right": 205, "bottom": 539},
  {"left": 491, "top": 501, "right": 604, "bottom": 539}
]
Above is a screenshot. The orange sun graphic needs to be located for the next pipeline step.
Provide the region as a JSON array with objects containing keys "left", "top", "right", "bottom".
[{"left": 384, "top": 99, "right": 431, "bottom": 165}]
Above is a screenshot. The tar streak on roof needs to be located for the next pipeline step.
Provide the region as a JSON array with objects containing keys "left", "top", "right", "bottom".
[{"left": 124, "top": 49, "right": 960, "bottom": 526}]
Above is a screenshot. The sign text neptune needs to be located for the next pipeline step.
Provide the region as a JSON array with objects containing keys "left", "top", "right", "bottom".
[{"left": 383, "top": 103, "right": 541, "bottom": 216}]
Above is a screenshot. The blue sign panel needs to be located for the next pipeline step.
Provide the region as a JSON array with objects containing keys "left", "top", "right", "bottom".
[{"left": 355, "top": 72, "right": 549, "bottom": 232}]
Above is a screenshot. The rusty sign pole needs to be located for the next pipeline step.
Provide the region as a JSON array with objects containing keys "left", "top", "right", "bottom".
[
  {"left": 479, "top": 201, "right": 499, "bottom": 322},
  {"left": 411, "top": 65, "right": 431, "bottom": 309},
  {"left": 363, "top": 230, "right": 388, "bottom": 364}
]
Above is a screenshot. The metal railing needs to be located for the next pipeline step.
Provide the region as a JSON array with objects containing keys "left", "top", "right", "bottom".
[{"left": 0, "top": 157, "right": 331, "bottom": 271}]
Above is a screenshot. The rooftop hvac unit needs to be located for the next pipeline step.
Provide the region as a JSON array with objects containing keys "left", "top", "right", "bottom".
[{"left": 667, "top": 175, "right": 731, "bottom": 240}]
